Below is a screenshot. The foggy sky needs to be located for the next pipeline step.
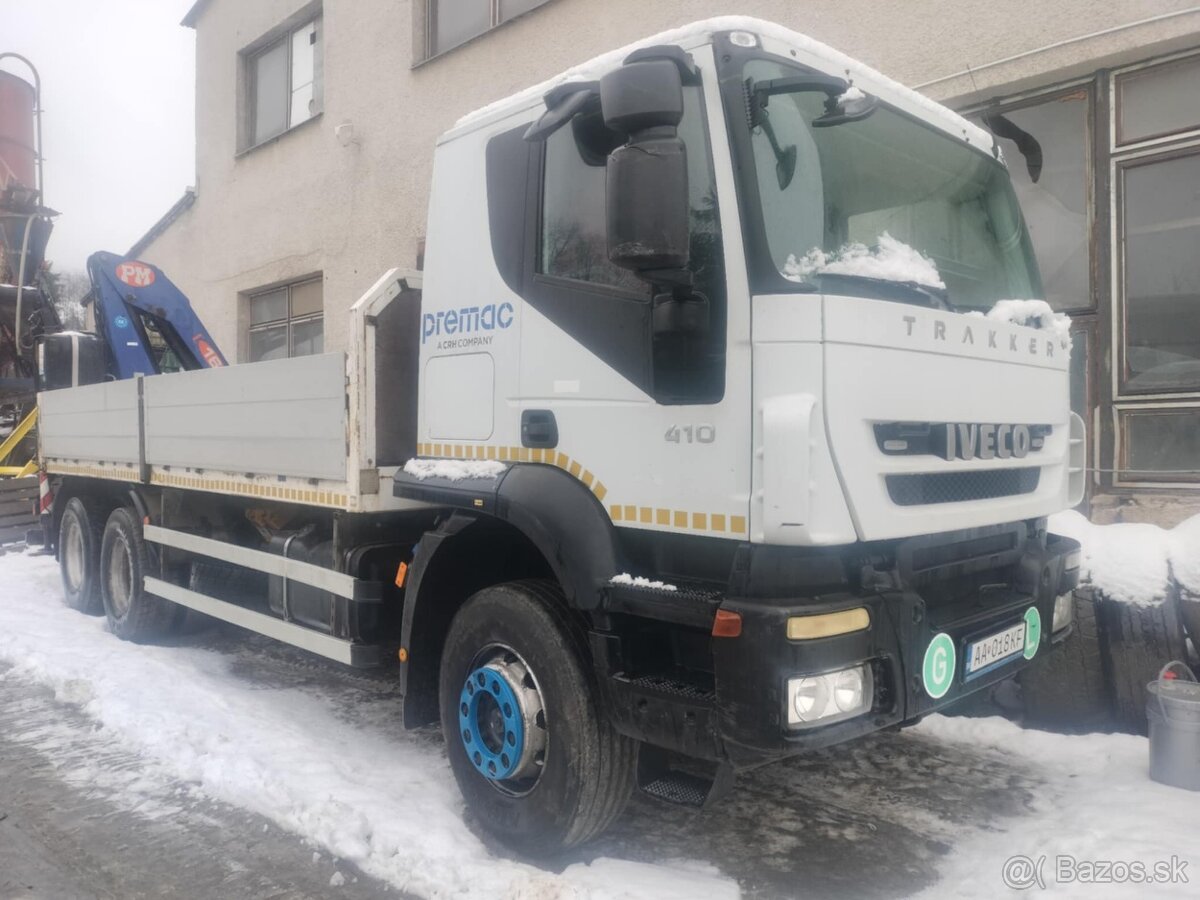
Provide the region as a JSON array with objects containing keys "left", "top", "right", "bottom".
[{"left": 3, "top": 0, "right": 195, "bottom": 273}]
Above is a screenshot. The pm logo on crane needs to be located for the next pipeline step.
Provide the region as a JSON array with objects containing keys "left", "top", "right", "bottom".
[{"left": 115, "top": 261, "right": 156, "bottom": 288}]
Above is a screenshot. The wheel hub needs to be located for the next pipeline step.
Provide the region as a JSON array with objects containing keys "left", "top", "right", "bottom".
[{"left": 458, "top": 652, "right": 546, "bottom": 785}]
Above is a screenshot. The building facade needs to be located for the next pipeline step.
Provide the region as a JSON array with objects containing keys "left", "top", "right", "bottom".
[{"left": 138, "top": 0, "right": 1200, "bottom": 525}]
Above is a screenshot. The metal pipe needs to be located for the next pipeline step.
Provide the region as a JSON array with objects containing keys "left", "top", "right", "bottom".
[
  {"left": 13, "top": 212, "right": 35, "bottom": 351},
  {"left": 912, "top": 6, "right": 1200, "bottom": 91}
]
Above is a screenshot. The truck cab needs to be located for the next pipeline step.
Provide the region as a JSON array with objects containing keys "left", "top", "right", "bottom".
[{"left": 410, "top": 16, "right": 1084, "bottom": 761}]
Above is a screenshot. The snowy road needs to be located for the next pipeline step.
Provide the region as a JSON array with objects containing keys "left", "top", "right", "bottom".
[
  {"left": 0, "top": 673, "right": 392, "bottom": 898},
  {"left": 2, "top": 547, "right": 1198, "bottom": 899}
]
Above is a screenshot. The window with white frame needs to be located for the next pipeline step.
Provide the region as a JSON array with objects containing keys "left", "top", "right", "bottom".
[
  {"left": 425, "top": 0, "right": 550, "bottom": 58},
  {"left": 246, "top": 15, "right": 322, "bottom": 148},
  {"left": 247, "top": 278, "right": 324, "bottom": 363}
]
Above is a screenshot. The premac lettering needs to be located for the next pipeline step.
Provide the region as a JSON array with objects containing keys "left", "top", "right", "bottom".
[{"left": 422, "top": 302, "right": 514, "bottom": 343}]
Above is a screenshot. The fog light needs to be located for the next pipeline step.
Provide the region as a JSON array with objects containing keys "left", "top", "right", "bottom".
[
  {"left": 787, "top": 665, "right": 873, "bottom": 727},
  {"left": 1053, "top": 592, "right": 1074, "bottom": 633}
]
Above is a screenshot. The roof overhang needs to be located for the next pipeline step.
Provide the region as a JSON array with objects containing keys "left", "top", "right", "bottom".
[{"left": 181, "top": 0, "right": 211, "bottom": 28}]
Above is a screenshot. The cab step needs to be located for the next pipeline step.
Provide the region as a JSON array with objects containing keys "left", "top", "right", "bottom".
[{"left": 637, "top": 746, "right": 734, "bottom": 809}]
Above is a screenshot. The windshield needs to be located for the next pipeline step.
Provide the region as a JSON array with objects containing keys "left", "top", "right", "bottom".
[{"left": 744, "top": 58, "right": 1042, "bottom": 311}]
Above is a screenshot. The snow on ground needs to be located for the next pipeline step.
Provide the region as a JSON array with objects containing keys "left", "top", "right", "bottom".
[
  {"left": 783, "top": 232, "right": 946, "bottom": 289},
  {"left": 1050, "top": 509, "right": 1200, "bottom": 605},
  {"left": 913, "top": 715, "right": 1200, "bottom": 897},
  {"left": 3, "top": 548, "right": 1200, "bottom": 898},
  {"left": 0, "top": 551, "right": 737, "bottom": 900}
]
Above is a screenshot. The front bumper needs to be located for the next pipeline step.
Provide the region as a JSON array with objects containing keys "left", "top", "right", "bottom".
[{"left": 711, "top": 530, "right": 1081, "bottom": 767}]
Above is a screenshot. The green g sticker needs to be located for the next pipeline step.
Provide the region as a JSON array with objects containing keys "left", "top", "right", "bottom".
[
  {"left": 1023, "top": 607, "right": 1042, "bottom": 659},
  {"left": 923, "top": 632, "right": 956, "bottom": 699}
]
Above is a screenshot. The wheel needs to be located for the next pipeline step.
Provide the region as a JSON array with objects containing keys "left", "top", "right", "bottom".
[
  {"left": 1100, "top": 589, "right": 1189, "bottom": 735},
  {"left": 1019, "top": 589, "right": 1112, "bottom": 731},
  {"left": 57, "top": 497, "right": 105, "bottom": 614},
  {"left": 99, "top": 507, "right": 178, "bottom": 642},
  {"left": 439, "top": 580, "right": 636, "bottom": 854}
]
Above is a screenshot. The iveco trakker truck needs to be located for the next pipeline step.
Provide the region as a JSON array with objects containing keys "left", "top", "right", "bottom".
[{"left": 35, "top": 19, "right": 1085, "bottom": 852}]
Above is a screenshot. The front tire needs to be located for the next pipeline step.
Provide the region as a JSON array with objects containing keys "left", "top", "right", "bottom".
[
  {"left": 439, "top": 581, "right": 636, "bottom": 854},
  {"left": 58, "top": 497, "right": 105, "bottom": 614},
  {"left": 100, "top": 507, "right": 178, "bottom": 642}
]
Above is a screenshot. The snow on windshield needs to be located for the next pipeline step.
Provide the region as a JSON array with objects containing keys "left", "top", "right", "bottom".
[
  {"left": 969, "top": 299, "right": 1072, "bottom": 343},
  {"left": 783, "top": 232, "right": 946, "bottom": 290}
]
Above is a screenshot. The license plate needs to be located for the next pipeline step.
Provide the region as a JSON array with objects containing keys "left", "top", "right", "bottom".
[{"left": 965, "top": 622, "right": 1026, "bottom": 675}]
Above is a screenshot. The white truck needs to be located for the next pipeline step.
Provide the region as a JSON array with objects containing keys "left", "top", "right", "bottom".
[{"left": 35, "top": 18, "right": 1085, "bottom": 852}]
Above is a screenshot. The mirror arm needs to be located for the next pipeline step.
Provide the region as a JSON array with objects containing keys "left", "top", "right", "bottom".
[
  {"left": 524, "top": 82, "right": 599, "bottom": 142},
  {"left": 751, "top": 74, "right": 848, "bottom": 108}
]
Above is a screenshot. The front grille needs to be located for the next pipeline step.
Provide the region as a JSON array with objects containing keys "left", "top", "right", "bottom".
[{"left": 886, "top": 468, "right": 1040, "bottom": 506}]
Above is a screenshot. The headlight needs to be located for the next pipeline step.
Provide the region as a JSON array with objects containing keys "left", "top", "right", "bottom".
[
  {"left": 1065, "top": 548, "right": 1082, "bottom": 572},
  {"left": 1053, "top": 592, "right": 1074, "bottom": 633},
  {"left": 787, "top": 664, "right": 873, "bottom": 727}
]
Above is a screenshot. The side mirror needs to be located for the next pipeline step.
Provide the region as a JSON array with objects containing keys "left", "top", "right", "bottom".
[{"left": 601, "top": 60, "right": 690, "bottom": 278}]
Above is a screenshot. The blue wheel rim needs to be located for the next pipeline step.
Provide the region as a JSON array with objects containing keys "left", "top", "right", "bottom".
[{"left": 458, "top": 664, "right": 525, "bottom": 781}]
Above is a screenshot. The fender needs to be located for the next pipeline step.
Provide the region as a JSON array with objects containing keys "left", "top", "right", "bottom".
[
  {"left": 395, "top": 464, "right": 621, "bottom": 727},
  {"left": 393, "top": 462, "right": 620, "bottom": 608}
]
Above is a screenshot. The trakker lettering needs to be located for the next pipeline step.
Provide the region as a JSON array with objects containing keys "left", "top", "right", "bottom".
[
  {"left": 902, "top": 313, "right": 1068, "bottom": 357},
  {"left": 943, "top": 423, "right": 1032, "bottom": 460},
  {"left": 422, "top": 302, "right": 514, "bottom": 344}
]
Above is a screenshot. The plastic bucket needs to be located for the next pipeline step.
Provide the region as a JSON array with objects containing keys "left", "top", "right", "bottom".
[{"left": 1146, "top": 661, "right": 1200, "bottom": 791}]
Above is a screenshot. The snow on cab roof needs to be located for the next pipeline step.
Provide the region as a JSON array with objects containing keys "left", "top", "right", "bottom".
[{"left": 450, "top": 16, "right": 994, "bottom": 151}]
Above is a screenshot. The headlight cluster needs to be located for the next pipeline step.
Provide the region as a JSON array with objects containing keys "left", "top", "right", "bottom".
[{"left": 786, "top": 664, "right": 873, "bottom": 727}]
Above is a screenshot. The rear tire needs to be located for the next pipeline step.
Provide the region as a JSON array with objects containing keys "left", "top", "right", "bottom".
[
  {"left": 58, "top": 497, "right": 105, "bottom": 615},
  {"left": 100, "top": 507, "right": 178, "bottom": 642},
  {"left": 1101, "top": 589, "right": 1189, "bottom": 735},
  {"left": 439, "top": 580, "right": 636, "bottom": 854}
]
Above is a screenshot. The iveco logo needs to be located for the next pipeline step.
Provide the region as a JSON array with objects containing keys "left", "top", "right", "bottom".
[{"left": 944, "top": 423, "right": 1031, "bottom": 460}]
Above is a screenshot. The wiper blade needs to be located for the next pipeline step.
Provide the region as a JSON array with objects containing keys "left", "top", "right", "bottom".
[{"left": 811, "top": 272, "right": 954, "bottom": 311}]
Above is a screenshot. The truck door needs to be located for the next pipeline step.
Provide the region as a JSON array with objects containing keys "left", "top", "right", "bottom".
[{"left": 515, "top": 47, "right": 752, "bottom": 546}]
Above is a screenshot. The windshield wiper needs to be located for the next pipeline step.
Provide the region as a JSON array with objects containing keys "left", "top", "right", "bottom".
[{"left": 810, "top": 272, "right": 955, "bottom": 311}]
